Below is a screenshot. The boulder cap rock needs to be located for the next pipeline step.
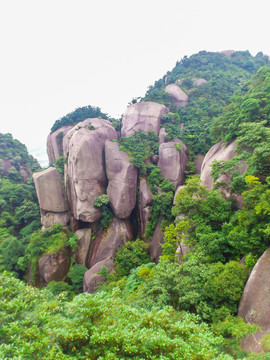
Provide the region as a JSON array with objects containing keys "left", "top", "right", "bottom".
[
  {"left": 121, "top": 101, "right": 168, "bottom": 138},
  {"left": 165, "top": 84, "right": 188, "bottom": 107}
]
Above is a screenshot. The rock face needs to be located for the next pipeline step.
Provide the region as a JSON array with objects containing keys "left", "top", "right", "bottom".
[
  {"left": 149, "top": 217, "right": 164, "bottom": 263},
  {"left": 105, "top": 141, "right": 138, "bottom": 219},
  {"left": 84, "top": 217, "right": 133, "bottom": 292},
  {"left": 194, "top": 154, "right": 205, "bottom": 174},
  {"left": 138, "top": 178, "right": 153, "bottom": 237},
  {"left": 75, "top": 228, "right": 92, "bottom": 267},
  {"left": 158, "top": 127, "right": 168, "bottom": 144},
  {"left": 47, "top": 125, "right": 72, "bottom": 164},
  {"left": 158, "top": 141, "right": 188, "bottom": 190},
  {"left": 33, "top": 167, "right": 69, "bottom": 228},
  {"left": 38, "top": 249, "right": 71, "bottom": 285},
  {"left": 192, "top": 78, "right": 208, "bottom": 86},
  {"left": 165, "top": 84, "right": 188, "bottom": 107},
  {"left": 86, "top": 217, "right": 133, "bottom": 269},
  {"left": 83, "top": 257, "right": 114, "bottom": 293},
  {"left": 238, "top": 248, "right": 270, "bottom": 353},
  {"left": 200, "top": 140, "right": 241, "bottom": 189},
  {"left": 64, "top": 118, "right": 117, "bottom": 223},
  {"left": 121, "top": 101, "right": 168, "bottom": 138}
]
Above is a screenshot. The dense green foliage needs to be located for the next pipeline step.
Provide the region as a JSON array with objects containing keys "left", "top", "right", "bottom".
[
  {"left": 0, "top": 133, "right": 40, "bottom": 172},
  {"left": 50, "top": 105, "right": 111, "bottom": 133},
  {"left": 144, "top": 51, "right": 269, "bottom": 155},
  {"left": 1, "top": 271, "right": 246, "bottom": 360},
  {"left": 94, "top": 194, "right": 114, "bottom": 228},
  {"left": 118, "top": 130, "right": 159, "bottom": 173},
  {"left": 0, "top": 134, "right": 41, "bottom": 278}
]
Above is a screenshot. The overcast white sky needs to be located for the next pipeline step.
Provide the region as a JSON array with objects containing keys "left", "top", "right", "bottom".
[{"left": 0, "top": 0, "right": 269, "bottom": 165}]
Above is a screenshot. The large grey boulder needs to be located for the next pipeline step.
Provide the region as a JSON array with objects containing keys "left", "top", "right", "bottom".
[
  {"left": 158, "top": 141, "right": 188, "bottom": 190},
  {"left": 38, "top": 249, "right": 71, "bottom": 285},
  {"left": 165, "top": 84, "right": 188, "bottom": 107},
  {"left": 200, "top": 140, "right": 247, "bottom": 190},
  {"left": 64, "top": 118, "right": 117, "bottom": 223},
  {"left": 105, "top": 141, "right": 138, "bottom": 219},
  {"left": 83, "top": 257, "right": 114, "bottom": 293},
  {"left": 75, "top": 228, "right": 92, "bottom": 267},
  {"left": 121, "top": 101, "right": 168, "bottom": 138},
  {"left": 238, "top": 248, "right": 270, "bottom": 353},
  {"left": 149, "top": 217, "right": 164, "bottom": 263},
  {"left": 86, "top": 217, "right": 133, "bottom": 269},
  {"left": 33, "top": 167, "right": 69, "bottom": 228},
  {"left": 47, "top": 125, "right": 72, "bottom": 164},
  {"left": 138, "top": 178, "right": 153, "bottom": 237}
]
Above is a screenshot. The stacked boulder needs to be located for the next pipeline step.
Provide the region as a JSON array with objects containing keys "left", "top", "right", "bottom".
[{"left": 33, "top": 101, "right": 189, "bottom": 292}]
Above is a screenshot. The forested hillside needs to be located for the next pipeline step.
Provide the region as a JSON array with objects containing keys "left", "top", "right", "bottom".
[
  {"left": 1, "top": 51, "right": 270, "bottom": 359},
  {"left": 0, "top": 133, "right": 41, "bottom": 277}
]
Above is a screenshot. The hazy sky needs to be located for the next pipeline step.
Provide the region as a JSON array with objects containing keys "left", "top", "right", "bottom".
[{"left": 0, "top": 0, "right": 269, "bottom": 165}]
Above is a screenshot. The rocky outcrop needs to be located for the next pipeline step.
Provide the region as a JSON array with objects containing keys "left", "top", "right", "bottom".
[
  {"left": 0, "top": 159, "right": 31, "bottom": 182},
  {"left": 75, "top": 228, "right": 92, "bottom": 267},
  {"left": 86, "top": 217, "right": 133, "bottom": 269},
  {"left": 221, "top": 50, "right": 235, "bottom": 58},
  {"left": 83, "top": 257, "right": 114, "bottom": 293},
  {"left": 194, "top": 154, "right": 205, "bottom": 174},
  {"left": 149, "top": 217, "right": 164, "bottom": 263},
  {"left": 192, "top": 78, "right": 208, "bottom": 86},
  {"left": 64, "top": 118, "right": 117, "bottom": 223},
  {"left": 158, "top": 141, "right": 188, "bottom": 190},
  {"left": 165, "top": 84, "right": 188, "bottom": 107},
  {"left": 105, "top": 141, "right": 138, "bottom": 219},
  {"left": 33, "top": 167, "right": 69, "bottom": 228},
  {"left": 139, "top": 178, "right": 153, "bottom": 237},
  {"left": 38, "top": 249, "right": 71, "bottom": 285},
  {"left": 175, "top": 240, "right": 191, "bottom": 263},
  {"left": 200, "top": 140, "right": 247, "bottom": 190},
  {"left": 47, "top": 125, "right": 72, "bottom": 164},
  {"left": 158, "top": 127, "right": 168, "bottom": 144},
  {"left": 84, "top": 217, "right": 133, "bottom": 292},
  {"left": 121, "top": 101, "right": 168, "bottom": 137},
  {"left": 238, "top": 248, "right": 270, "bottom": 353}
]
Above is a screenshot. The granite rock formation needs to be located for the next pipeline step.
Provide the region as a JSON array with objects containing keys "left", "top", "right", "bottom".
[
  {"left": 105, "top": 141, "right": 138, "bottom": 219},
  {"left": 238, "top": 248, "right": 270, "bottom": 353}
]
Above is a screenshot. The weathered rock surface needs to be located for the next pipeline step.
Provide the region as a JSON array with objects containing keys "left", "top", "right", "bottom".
[
  {"left": 75, "top": 228, "right": 92, "bottom": 267},
  {"left": 83, "top": 257, "right": 114, "bottom": 293},
  {"left": 175, "top": 240, "right": 191, "bottom": 263},
  {"left": 64, "top": 118, "right": 117, "bottom": 223},
  {"left": 165, "top": 84, "right": 188, "bottom": 107},
  {"left": 33, "top": 167, "right": 69, "bottom": 228},
  {"left": 200, "top": 140, "right": 244, "bottom": 190},
  {"left": 173, "top": 185, "right": 185, "bottom": 205},
  {"left": 38, "top": 249, "right": 71, "bottom": 285},
  {"left": 86, "top": 217, "right": 133, "bottom": 269},
  {"left": 105, "top": 141, "right": 137, "bottom": 219},
  {"left": 158, "top": 127, "right": 168, "bottom": 144},
  {"left": 192, "top": 78, "right": 208, "bottom": 86},
  {"left": 194, "top": 153, "right": 205, "bottom": 174},
  {"left": 139, "top": 178, "right": 153, "bottom": 237},
  {"left": 238, "top": 248, "right": 270, "bottom": 353},
  {"left": 158, "top": 141, "right": 188, "bottom": 190},
  {"left": 121, "top": 101, "right": 168, "bottom": 138},
  {"left": 149, "top": 217, "right": 164, "bottom": 263},
  {"left": 47, "top": 125, "right": 72, "bottom": 164}
]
